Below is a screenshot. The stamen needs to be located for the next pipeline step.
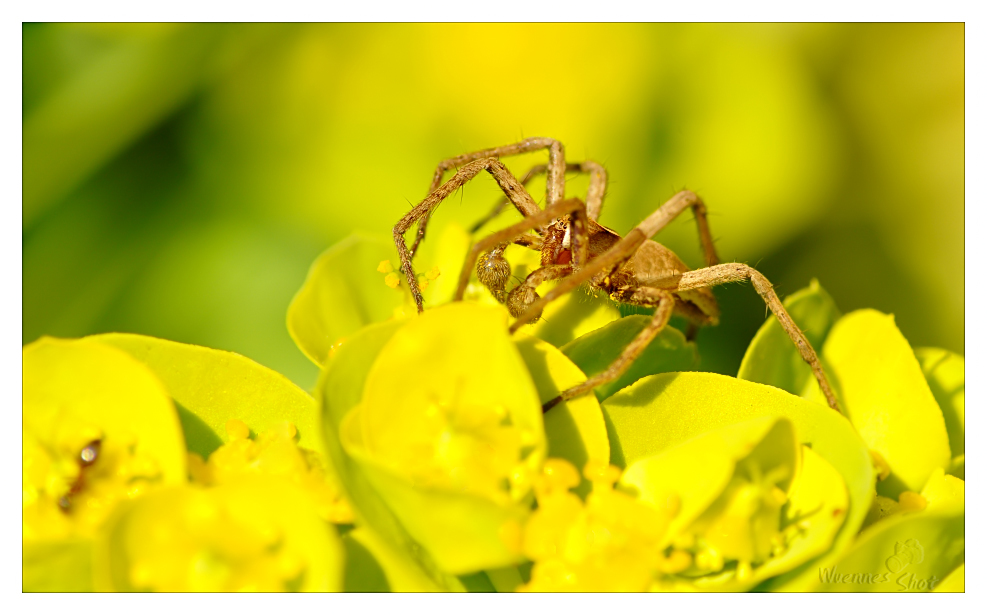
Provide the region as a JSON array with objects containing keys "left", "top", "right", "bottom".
[
  {"left": 225, "top": 419, "right": 250, "bottom": 440},
  {"left": 540, "top": 459, "right": 580, "bottom": 493},
  {"left": 897, "top": 491, "right": 928, "bottom": 513},
  {"left": 583, "top": 459, "right": 621, "bottom": 486},
  {"left": 870, "top": 450, "right": 892, "bottom": 481}
]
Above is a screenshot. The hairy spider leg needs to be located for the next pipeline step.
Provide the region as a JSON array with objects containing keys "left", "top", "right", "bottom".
[
  {"left": 655, "top": 263, "right": 841, "bottom": 412},
  {"left": 509, "top": 190, "right": 719, "bottom": 332},
  {"left": 509, "top": 190, "right": 841, "bottom": 413},
  {"left": 543, "top": 288, "right": 675, "bottom": 411},
  {"left": 394, "top": 158, "right": 541, "bottom": 313},
  {"left": 410, "top": 138, "right": 566, "bottom": 258},
  {"left": 470, "top": 160, "right": 609, "bottom": 234}
]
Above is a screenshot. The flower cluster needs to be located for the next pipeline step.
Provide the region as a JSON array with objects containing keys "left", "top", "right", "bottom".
[
  {"left": 23, "top": 229, "right": 964, "bottom": 592},
  {"left": 23, "top": 336, "right": 346, "bottom": 591}
]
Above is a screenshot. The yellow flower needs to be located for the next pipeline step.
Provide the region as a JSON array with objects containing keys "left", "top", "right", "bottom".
[
  {"left": 520, "top": 418, "right": 849, "bottom": 592},
  {"left": 22, "top": 337, "right": 189, "bottom": 591},
  {"left": 520, "top": 458, "right": 679, "bottom": 592},
  {"left": 95, "top": 478, "right": 344, "bottom": 592},
  {"left": 338, "top": 303, "right": 546, "bottom": 574},
  {"left": 23, "top": 337, "right": 187, "bottom": 542},
  {"left": 189, "top": 419, "right": 353, "bottom": 524}
]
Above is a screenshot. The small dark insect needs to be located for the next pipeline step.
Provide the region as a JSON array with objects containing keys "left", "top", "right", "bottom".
[
  {"left": 58, "top": 439, "right": 102, "bottom": 513},
  {"left": 393, "top": 138, "right": 840, "bottom": 413}
]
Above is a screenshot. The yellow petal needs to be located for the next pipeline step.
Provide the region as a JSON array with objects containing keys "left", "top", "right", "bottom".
[{"left": 822, "top": 310, "right": 950, "bottom": 496}]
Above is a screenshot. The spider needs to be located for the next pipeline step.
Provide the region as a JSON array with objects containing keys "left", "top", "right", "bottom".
[{"left": 393, "top": 138, "right": 840, "bottom": 413}]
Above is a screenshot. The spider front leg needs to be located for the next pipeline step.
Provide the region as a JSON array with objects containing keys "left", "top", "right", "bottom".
[
  {"left": 410, "top": 137, "right": 567, "bottom": 259},
  {"left": 542, "top": 288, "right": 675, "bottom": 411},
  {"left": 470, "top": 160, "right": 609, "bottom": 233},
  {"left": 395, "top": 157, "right": 541, "bottom": 313},
  {"left": 661, "top": 263, "right": 841, "bottom": 413}
]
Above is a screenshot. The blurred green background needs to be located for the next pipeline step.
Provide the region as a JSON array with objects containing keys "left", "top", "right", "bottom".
[{"left": 23, "top": 23, "right": 964, "bottom": 390}]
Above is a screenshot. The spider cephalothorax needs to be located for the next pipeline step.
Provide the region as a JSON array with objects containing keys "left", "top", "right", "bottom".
[{"left": 393, "top": 138, "right": 840, "bottom": 413}]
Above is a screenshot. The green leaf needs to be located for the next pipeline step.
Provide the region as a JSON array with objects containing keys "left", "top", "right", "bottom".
[
  {"left": 738, "top": 279, "right": 842, "bottom": 398},
  {"left": 914, "top": 347, "right": 964, "bottom": 458},
  {"left": 560, "top": 315, "right": 699, "bottom": 400},
  {"left": 94, "top": 333, "right": 324, "bottom": 461},
  {"left": 341, "top": 531, "right": 391, "bottom": 592},
  {"left": 287, "top": 233, "right": 409, "bottom": 367},
  {"left": 821, "top": 310, "right": 950, "bottom": 497},
  {"left": 457, "top": 571, "right": 497, "bottom": 592},
  {"left": 947, "top": 455, "right": 964, "bottom": 480},
  {"left": 514, "top": 335, "right": 610, "bottom": 498},
  {"left": 812, "top": 509, "right": 964, "bottom": 592},
  {"left": 601, "top": 371, "right": 873, "bottom": 590},
  {"left": 484, "top": 565, "right": 525, "bottom": 593},
  {"left": 527, "top": 286, "right": 623, "bottom": 349}
]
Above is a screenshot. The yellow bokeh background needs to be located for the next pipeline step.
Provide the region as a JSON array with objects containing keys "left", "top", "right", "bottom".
[{"left": 23, "top": 23, "right": 964, "bottom": 388}]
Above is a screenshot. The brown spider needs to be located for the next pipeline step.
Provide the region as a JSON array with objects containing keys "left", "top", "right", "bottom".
[{"left": 393, "top": 138, "right": 840, "bottom": 413}]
